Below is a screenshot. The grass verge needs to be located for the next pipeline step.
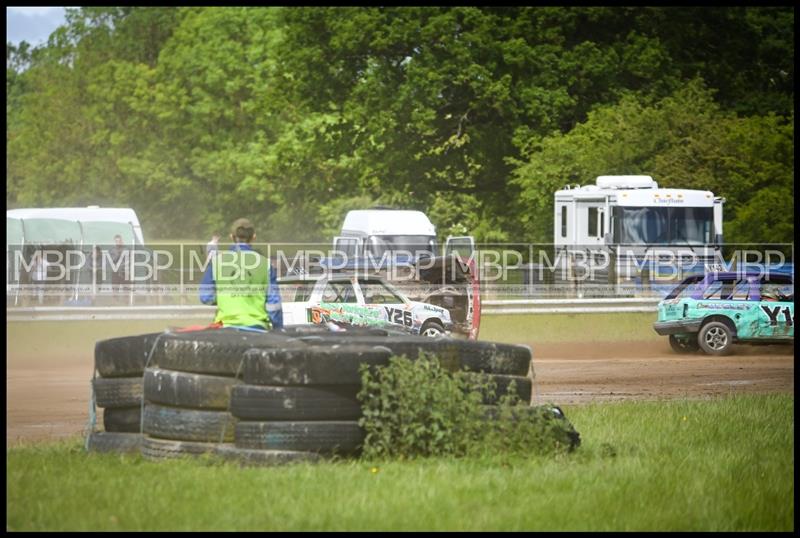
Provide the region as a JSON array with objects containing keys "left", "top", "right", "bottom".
[
  {"left": 6, "top": 394, "right": 792, "bottom": 531},
  {"left": 480, "top": 312, "right": 661, "bottom": 344}
]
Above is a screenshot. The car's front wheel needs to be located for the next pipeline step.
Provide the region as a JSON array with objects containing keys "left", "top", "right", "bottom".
[
  {"left": 669, "top": 334, "right": 699, "bottom": 354},
  {"left": 420, "top": 320, "right": 445, "bottom": 338},
  {"left": 698, "top": 321, "right": 734, "bottom": 356}
]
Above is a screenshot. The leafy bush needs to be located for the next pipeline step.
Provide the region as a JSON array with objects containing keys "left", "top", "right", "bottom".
[{"left": 357, "top": 353, "right": 580, "bottom": 460}]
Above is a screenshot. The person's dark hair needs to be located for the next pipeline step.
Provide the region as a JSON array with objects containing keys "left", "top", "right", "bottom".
[{"left": 230, "top": 218, "right": 255, "bottom": 242}]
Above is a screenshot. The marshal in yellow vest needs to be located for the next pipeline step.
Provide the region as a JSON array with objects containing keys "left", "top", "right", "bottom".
[{"left": 212, "top": 247, "right": 271, "bottom": 328}]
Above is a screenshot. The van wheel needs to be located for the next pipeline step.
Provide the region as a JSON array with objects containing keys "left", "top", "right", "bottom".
[
  {"left": 698, "top": 321, "right": 734, "bottom": 356},
  {"left": 668, "top": 335, "right": 699, "bottom": 354},
  {"left": 420, "top": 320, "right": 445, "bottom": 338}
]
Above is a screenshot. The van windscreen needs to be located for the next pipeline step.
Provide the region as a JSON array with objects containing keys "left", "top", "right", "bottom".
[{"left": 366, "top": 235, "right": 438, "bottom": 258}]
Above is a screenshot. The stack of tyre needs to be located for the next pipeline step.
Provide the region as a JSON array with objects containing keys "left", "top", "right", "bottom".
[
  {"left": 87, "top": 332, "right": 163, "bottom": 454},
  {"left": 86, "top": 327, "right": 536, "bottom": 464}
]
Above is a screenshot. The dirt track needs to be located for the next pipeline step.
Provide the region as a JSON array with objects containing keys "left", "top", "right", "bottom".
[{"left": 5, "top": 340, "right": 794, "bottom": 444}]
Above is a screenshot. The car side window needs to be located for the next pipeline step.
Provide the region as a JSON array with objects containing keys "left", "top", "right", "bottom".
[
  {"left": 293, "top": 282, "right": 316, "bottom": 302},
  {"left": 358, "top": 280, "right": 402, "bottom": 304},
  {"left": 760, "top": 280, "right": 794, "bottom": 302},
  {"left": 322, "top": 281, "right": 357, "bottom": 303},
  {"left": 729, "top": 280, "right": 752, "bottom": 301},
  {"left": 702, "top": 279, "right": 739, "bottom": 300}
]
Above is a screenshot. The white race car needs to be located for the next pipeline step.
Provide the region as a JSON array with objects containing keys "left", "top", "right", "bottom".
[{"left": 278, "top": 274, "right": 453, "bottom": 337}]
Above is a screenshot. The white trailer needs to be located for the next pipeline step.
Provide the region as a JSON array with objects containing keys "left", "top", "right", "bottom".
[{"left": 551, "top": 175, "right": 725, "bottom": 296}]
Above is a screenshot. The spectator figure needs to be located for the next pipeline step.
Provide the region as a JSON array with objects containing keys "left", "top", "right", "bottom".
[
  {"left": 109, "top": 234, "right": 128, "bottom": 298},
  {"left": 206, "top": 233, "right": 221, "bottom": 261},
  {"left": 32, "top": 247, "right": 49, "bottom": 305},
  {"left": 199, "top": 218, "right": 283, "bottom": 330}
]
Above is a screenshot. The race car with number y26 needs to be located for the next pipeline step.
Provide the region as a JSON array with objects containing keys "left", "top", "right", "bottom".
[
  {"left": 653, "top": 271, "right": 794, "bottom": 355},
  {"left": 278, "top": 274, "right": 454, "bottom": 337}
]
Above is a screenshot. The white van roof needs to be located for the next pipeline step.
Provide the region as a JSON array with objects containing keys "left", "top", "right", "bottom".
[
  {"left": 341, "top": 209, "right": 435, "bottom": 236},
  {"left": 7, "top": 207, "right": 145, "bottom": 244}
]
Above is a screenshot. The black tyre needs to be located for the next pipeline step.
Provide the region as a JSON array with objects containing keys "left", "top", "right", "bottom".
[
  {"left": 141, "top": 435, "right": 221, "bottom": 461},
  {"left": 143, "top": 367, "right": 240, "bottom": 410},
  {"left": 213, "top": 445, "right": 323, "bottom": 466},
  {"left": 94, "top": 332, "right": 165, "bottom": 377},
  {"left": 462, "top": 373, "right": 532, "bottom": 405},
  {"left": 103, "top": 406, "right": 142, "bottom": 433},
  {"left": 669, "top": 334, "right": 700, "bottom": 354},
  {"left": 154, "top": 329, "right": 304, "bottom": 376},
  {"left": 481, "top": 405, "right": 581, "bottom": 451},
  {"left": 93, "top": 376, "right": 143, "bottom": 408},
  {"left": 235, "top": 421, "right": 364, "bottom": 454},
  {"left": 86, "top": 431, "right": 143, "bottom": 453},
  {"left": 698, "top": 320, "right": 735, "bottom": 356},
  {"left": 143, "top": 403, "right": 236, "bottom": 442},
  {"left": 288, "top": 335, "right": 532, "bottom": 376},
  {"left": 242, "top": 345, "right": 392, "bottom": 386},
  {"left": 419, "top": 320, "right": 446, "bottom": 338},
  {"left": 230, "top": 385, "right": 362, "bottom": 421}
]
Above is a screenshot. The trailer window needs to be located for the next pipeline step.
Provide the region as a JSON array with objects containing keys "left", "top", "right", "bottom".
[
  {"left": 587, "top": 207, "right": 598, "bottom": 237},
  {"left": 560, "top": 206, "right": 567, "bottom": 238}
]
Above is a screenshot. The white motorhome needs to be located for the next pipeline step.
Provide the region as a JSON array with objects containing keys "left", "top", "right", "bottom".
[{"left": 551, "top": 176, "right": 725, "bottom": 294}]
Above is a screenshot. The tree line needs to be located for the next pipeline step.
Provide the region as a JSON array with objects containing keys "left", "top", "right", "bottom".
[{"left": 6, "top": 7, "right": 794, "bottom": 243}]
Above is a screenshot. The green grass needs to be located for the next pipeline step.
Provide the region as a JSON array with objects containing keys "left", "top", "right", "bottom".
[
  {"left": 6, "top": 394, "right": 793, "bottom": 531},
  {"left": 480, "top": 312, "right": 660, "bottom": 344}
]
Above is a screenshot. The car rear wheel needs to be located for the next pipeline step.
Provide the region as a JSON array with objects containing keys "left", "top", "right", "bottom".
[
  {"left": 698, "top": 321, "right": 734, "bottom": 356},
  {"left": 420, "top": 320, "right": 445, "bottom": 338},
  {"left": 669, "top": 334, "right": 699, "bottom": 354}
]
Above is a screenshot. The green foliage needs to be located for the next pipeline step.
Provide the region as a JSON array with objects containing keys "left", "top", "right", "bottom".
[
  {"left": 357, "top": 353, "right": 580, "bottom": 460},
  {"left": 6, "top": 7, "right": 794, "bottom": 243}
]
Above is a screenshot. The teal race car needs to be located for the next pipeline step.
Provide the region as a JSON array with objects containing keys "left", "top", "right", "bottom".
[{"left": 653, "top": 271, "right": 794, "bottom": 355}]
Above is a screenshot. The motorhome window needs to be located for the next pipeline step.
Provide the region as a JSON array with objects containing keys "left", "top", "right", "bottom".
[
  {"left": 613, "top": 207, "right": 713, "bottom": 244},
  {"left": 365, "top": 235, "right": 438, "bottom": 258},
  {"left": 599, "top": 210, "right": 605, "bottom": 238},
  {"left": 587, "top": 207, "right": 598, "bottom": 237},
  {"left": 560, "top": 206, "right": 567, "bottom": 237},
  {"left": 322, "top": 281, "right": 357, "bottom": 303}
]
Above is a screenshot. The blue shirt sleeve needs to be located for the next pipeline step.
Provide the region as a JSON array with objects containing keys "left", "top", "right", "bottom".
[
  {"left": 266, "top": 264, "right": 283, "bottom": 329},
  {"left": 199, "top": 259, "right": 216, "bottom": 305}
]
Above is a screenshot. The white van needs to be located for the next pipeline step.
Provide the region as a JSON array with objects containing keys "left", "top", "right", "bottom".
[{"left": 333, "top": 209, "right": 474, "bottom": 260}]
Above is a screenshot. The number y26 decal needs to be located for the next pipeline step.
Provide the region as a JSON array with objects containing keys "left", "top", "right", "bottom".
[{"left": 384, "top": 307, "right": 413, "bottom": 327}]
